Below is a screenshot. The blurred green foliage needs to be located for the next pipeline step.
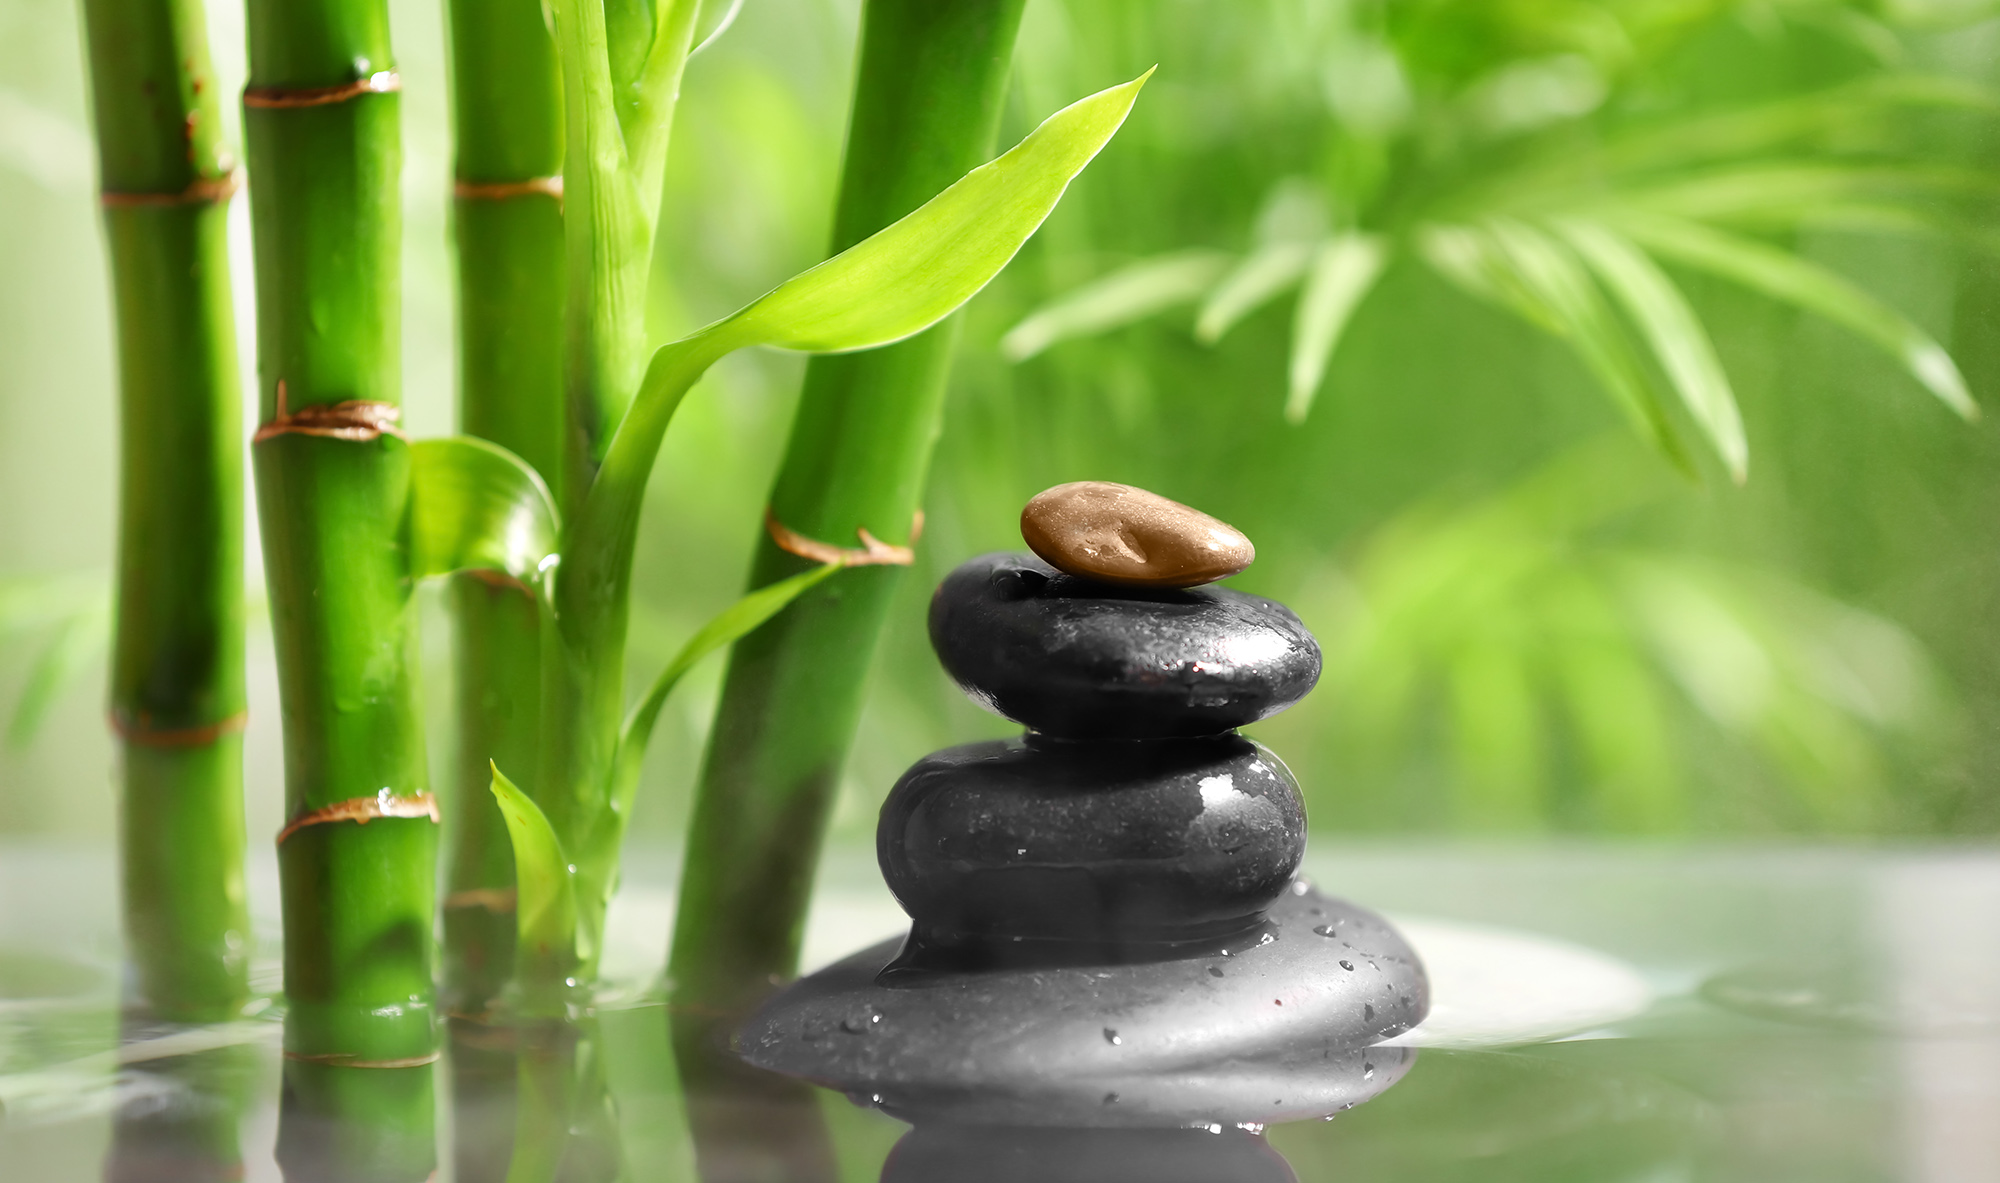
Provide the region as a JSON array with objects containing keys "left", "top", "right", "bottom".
[{"left": 5, "top": 0, "right": 2000, "bottom": 838}]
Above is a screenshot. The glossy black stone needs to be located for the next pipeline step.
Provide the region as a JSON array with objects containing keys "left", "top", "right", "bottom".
[
  {"left": 878, "top": 734, "right": 1306, "bottom": 954},
  {"left": 929, "top": 553, "right": 1321, "bottom": 739}
]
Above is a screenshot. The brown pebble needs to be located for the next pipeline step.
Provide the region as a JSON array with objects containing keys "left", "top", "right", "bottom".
[{"left": 1020, "top": 481, "right": 1254, "bottom": 588}]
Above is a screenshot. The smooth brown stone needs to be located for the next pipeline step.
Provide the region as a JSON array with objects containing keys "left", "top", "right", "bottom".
[{"left": 1020, "top": 482, "right": 1254, "bottom": 588}]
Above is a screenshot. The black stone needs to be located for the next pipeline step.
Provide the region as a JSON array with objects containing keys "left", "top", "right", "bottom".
[
  {"left": 929, "top": 553, "right": 1321, "bottom": 739},
  {"left": 878, "top": 734, "right": 1306, "bottom": 955},
  {"left": 739, "top": 884, "right": 1427, "bottom": 1129},
  {"left": 882, "top": 1124, "right": 1300, "bottom": 1183}
]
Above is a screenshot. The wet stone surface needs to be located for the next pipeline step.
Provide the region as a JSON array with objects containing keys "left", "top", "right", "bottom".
[
  {"left": 930, "top": 553, "right": 1321, "bottom": 740},
  {"left": 879, "top": 734, "right": 1306, "bottom": 949},
  {"left": 1020, "top": 481, "right": 1256, "bottom": 588},
  {"left": 740, "top": 883, "right": 1426, "bottom": 1129}
]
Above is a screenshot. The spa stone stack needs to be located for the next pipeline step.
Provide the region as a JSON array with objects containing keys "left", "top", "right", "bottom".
[{"left": 742, "top": 483, "right": 1428, "bottom": 1128}]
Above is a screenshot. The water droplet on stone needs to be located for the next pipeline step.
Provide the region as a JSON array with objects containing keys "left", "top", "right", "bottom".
[
  {"left": 1364, "top": 1004, "right": 1375, "bottom": 1020},
  {"left": 1103, "top": 1027, "right": 1121, "bottom": 1046},
  {"left": 840, "top": 1017, "right": 866, "bottom": 1034},
  {"left": 1208, "top": 966, "right": 1224, "bottom": 978},
  {"left": 1363, "top": 1062, "right": 1375, "bottom": 1081},
  {"left": 1340, "top": 960, "right": 1355, "bottom": 971},
  {"left": 1314, "top": 924, "right": 1337, "bottom": 937}
]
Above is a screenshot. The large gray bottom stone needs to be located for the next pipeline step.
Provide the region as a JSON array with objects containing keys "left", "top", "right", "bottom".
[{"left": 739, "top": 883, "right": 1428, "bottom": 1128}]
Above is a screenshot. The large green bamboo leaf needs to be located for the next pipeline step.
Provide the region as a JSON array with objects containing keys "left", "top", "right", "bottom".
[
  {"left": 1286, "top": 233, "right": 1388, "bottom": 423},
  {"left": 999, "top": 249, "right": 1230, "bottom": 361},
  {"left": 487, "top": 763, "right": 578, "bottom": 993},
  {"left": 1558, "top": 219, "right": 1747, "bottom": 482},
  {"left": 408, "top": 437, "right": 561, "bottom": 585},
  {"left": 574, "top": 72, "right": 1154, "bottom": 649},
  {"left": 1614, "top": 212, "right": 1977, "bottom": 419},
  {"left": 705, "top": 69, "right": 1153, "bottom": 355}
]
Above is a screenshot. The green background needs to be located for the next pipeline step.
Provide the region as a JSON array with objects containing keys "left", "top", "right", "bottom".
[{"left": 6, "top": 0, "right": 2000, "bottom": 846}]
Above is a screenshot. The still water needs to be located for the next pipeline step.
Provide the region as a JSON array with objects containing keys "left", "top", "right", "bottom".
[{"left": 3, "top": 842, "right": 1996, "bottom": 1181}]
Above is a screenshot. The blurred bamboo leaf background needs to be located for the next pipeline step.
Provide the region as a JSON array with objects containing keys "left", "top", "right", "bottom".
[{"left": 5, "top": 0, "right": 2000, "bottom": 840}]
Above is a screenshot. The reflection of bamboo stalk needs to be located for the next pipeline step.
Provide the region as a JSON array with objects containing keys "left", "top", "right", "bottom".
[
  {"left": 80, "top": 0, "right": 249, "bottom": 1023},
  {"left": 276, "top": 1060, "right": 436, "bottom": 1183},
  {"left": 671, "top": 1008, "right": 836, "bottom": 1183},
  {"left": 105, "top": 1034, "right": 251, "bottom": 1183},
  {"left": 441, "top": 0, "right": 566, "bottom": 1021},
  {"left": 669, "top": 0, "right": 1029, "bottom": 1018},
  {"left": 243, "top": 0, "right": 437, "bottom": 1064}
]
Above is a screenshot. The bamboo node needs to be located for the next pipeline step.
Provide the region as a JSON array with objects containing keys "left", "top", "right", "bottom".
[
  {"left": 276, "top": 788, "right": 440, "bottom": 846},
  {"left": 442, "top": 887, "right": 518, "bottom": 913},
  {"left": 254, "top": 381, "right": 404, "bottom": 444},
  {"left": 765, "top": 507, "right": 924, "bottom": 567},
  {"left": 282, "top": 1050, "right": 441, "bottom": 1069},
  {"left": 111, "top": 709, "right": 248, "bottom": 749},
  {"left": 100, "top": 172, "right": 242, "bottom": 208},
  {"left": 244, "top": 70, "right": 401, "bottom": 109},
  {"left": 454, "top": 176, "right": 563, "bottom": 201}
]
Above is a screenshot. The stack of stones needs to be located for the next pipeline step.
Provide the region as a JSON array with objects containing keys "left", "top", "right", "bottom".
[{"left": 879, "top": 481, "right": 1323, "bottom": 970}]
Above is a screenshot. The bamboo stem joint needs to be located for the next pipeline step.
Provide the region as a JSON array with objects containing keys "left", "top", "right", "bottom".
[
  {"left": 764, "top": 507, "right": 924, "bottom": 568},
  {"left": 244, "top": 71, "right": 401, "bottom": 109},
  {"left": 254, "top": 382, "right": 405, "bottom": 443},
  {"left": 276, "top": 789, "right": 441, "bottom": 846}
]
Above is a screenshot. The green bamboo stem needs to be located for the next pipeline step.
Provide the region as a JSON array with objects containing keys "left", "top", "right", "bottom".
[
  {"left": 668, "top": 0, "right": 1028, "bottom": 1016},
  {"left": 532, "top": 0, "right": 701, "bottom": 983},
  {"left": 243, "top": 0, "right": 435, "bottom": 1063},
  {"left": 441, "top": 0, "right": 566, "bottom": 1019},
  {"left": 80, "top": 0, "right": 249, "bottom": 1024}
]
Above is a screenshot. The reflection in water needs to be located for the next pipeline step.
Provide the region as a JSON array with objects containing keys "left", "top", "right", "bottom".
[
  {"left": 104, "top": 1018, "right": 253, "bottom": 1183},
  {"left": 882, "top": 1124, "right": 1299, "bottom": 1183},
  {"left": 672, "top": 1006, "right": 837, "bottom": 1183},
  {"left": 447, "top": 1017, "right": 517, "bottom": 1183},
  {"left": 275, "top": 1059, "right": 435, "bottom": 1183}
]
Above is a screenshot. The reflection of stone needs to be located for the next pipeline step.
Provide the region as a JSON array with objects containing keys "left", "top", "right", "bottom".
[
  {"left": 745, "top": 496, "right": 1425, "bottom": 1129},
  {"left": 740, "top": 884, "right": 1421, "bottom": 1128},
  {"left": 883, "top": 1123, "right": 1298, "bottom": 1183}
]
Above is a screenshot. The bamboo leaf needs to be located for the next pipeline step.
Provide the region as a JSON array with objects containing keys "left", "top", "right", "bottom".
[
  {"left": 1426, "top": 220, "right": 1695, "bottom": 474},
  {"left": 1559, "top": 219, "right": 1747, "bottom": 482},
  {"left": 408, "top": 437, "right": 561, "bottom": 584},
  {"left": 592, "top": 563, "right": 840, "bottom": 877},
  {"left": 707, "top": 69, "right": 1153, "bottom": 355},
  {"left": 487, "top": 763, "right": 578, "bottom": 991},
  {"left": 1196, "top": 240, "right": 1315, "bottom": 344},
  {"left": 1615, "top": 213, "right": 1978, "bottom": 419},
  {"left": 1000, "top": 249, "right": 1229, "bottom": 361},
  {"left": 574, "top": 73, "right": 1153, "bottom": 646},
  {"left": 1286, "top": 233, "right": 1388, "bottom": 423}
]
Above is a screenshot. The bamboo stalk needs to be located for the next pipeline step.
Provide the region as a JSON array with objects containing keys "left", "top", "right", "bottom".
[
  {"left": 81, "top": 0, "right": 250, "bottom": 1024},
  {"left": 668, "top": 0, "right": 1028, "bottom": 1016},
  {"left": 441, "top": 0, "right": 566, "bottom": 1020},
  {"left": 533, "top": 0, "right": 701, "bottom": 983},
  {"left": 242, "top": 0, "right": 436, "bottom": 1063}
]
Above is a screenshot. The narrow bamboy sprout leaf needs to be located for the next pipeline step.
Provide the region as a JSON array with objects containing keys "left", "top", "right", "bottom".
[
  {"left": 1286, "top": 232, "right": 1387, "bottom": 423},
  {"left": 1197, "top": 240, "right": 1316, "bottom": 344},
  {"left": 488, "top": 762, "right": 578, "bottom": 991},
  {"left": 1000, "top": 249, "right": 1231, "bottom": 361},
  {"left": 1559, "top": 219, "right": 1747, "bottom": 482},
  {"left": 1614, "top": 213, "right": 1978, "bottom": 420},
  {"left": 409, "top": 438, "right": 561, "bottom": 583},
  {"left": 711, "top": 69, "right": 1154, "bottom": 355},
  {"left": 607, "top": 563, "right": 840, "bottom": 834}
]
